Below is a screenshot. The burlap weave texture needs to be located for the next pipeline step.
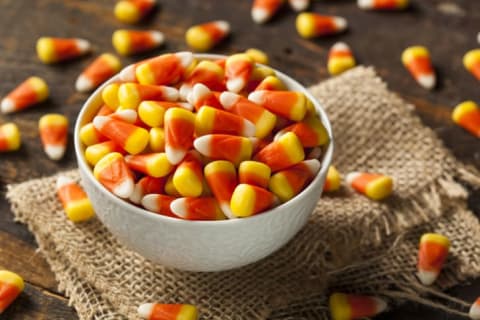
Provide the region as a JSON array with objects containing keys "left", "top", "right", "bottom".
[{"left": 7, "top": 66, "right": 480, "bottom": 319}]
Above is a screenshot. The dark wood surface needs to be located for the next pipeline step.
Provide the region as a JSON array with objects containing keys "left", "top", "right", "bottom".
[{"left": 0, "top": 0, "right": 479, "bottom": 319}]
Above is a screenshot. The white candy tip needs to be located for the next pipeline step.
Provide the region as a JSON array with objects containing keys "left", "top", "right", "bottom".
[
  {"left": 477, "top": 32, "right": 480, "bottom": 44},
  {"left": 417, "top": 270, "right": 438, "bottom": 286},
  {"left": 163, "top": 86, "right": 179, "bottom": 101},
  {"left": 169, "top": 198, "right": 188, "bottom": 218},
  {"left": 112, "top": 177, "right": 134, "bottom": 198},
  {"left": 76, "top": 39, "right": 91, "bottom": 53},
  {"left": 226, "top": 78, "right": 246, "bottom": 93},
  {"left": 242, "top": 119, "right": 256, "bottom": 137},
  {"left": 289, "top": 0, "right": 309, "bottom": 11},
  {"left": 357, "top": 0, "right": 374, "bottom": 9},
  {"left": 190, "top": 83, "right": 210, "bottom": 104},
  {"left": 150, "top": 31, "right": 165, "bottom": 46},
  {"left": 179, "top": 84, "right": 192, "bottom": 100},
  {"left": 92, "top": 115, "right": 108, "bottom": 130},
  {"left": 165, "top": 146, "right": 186, "bottom": 165},
  {"left": 141, "top": 194, "right": 159, "bottom": 212},
  {"left": 417, "top": 74, "right": 436, "bottom": 90},
  {"left": 219, "top": 91, "right": 240, "bottom": 109},
  {"left": 331, "top": 42, "right": 350, "bottom": 52},
  {"left": 220, "top": 203, "right": 237, "bottom": 219},
  {"left": 56, "top": 175, "right": 74, "bottom": 190},
  {"left": 334, "top": 17, "right": 348, "bottom": 31},
  {"left": 137, "top": 303, "right": 155, "bottom": 318},
  {"left": 247, "top": 90, "right": 264, "bottom": 104},
  {"left": 119, "top": 64, "right": 136, "bottom": 82},
  {"left": 252, "top": 8, "right": 271, "bottom": 24},
  {"left": 175, "top": 51, "right": 194, "bottom": 69},
  {"left": 374, "top": 297, "right": 388, "bottom": 314},
  {"left": 303, "top": 159, "right": 321, "bottom": 175},
  {"left": 129, "top": 183, "right": 143, "bottom": 204},
  {"left": 75, "top": 75, "right": 94, "bottom": 93},
  {"left": 45, "top": 145, "right": 66, "bottom": 161},
  {"left": 469, "top": 303, "right": 480, "bottom": 320},
  {"left": 215, "top": 20, "right": 231, "bottom": 34},
  {"left": 345, "top": 172, "right": 361, "bottom": 185},
  {"left": 0, "top": 98, "right": 15, "bottom": 114},
  {"left": 193, "top": 135, "right": 211, "bottom": 156},
  {"left": 114, "top": 109, "right": 137, "bottom": 123}
]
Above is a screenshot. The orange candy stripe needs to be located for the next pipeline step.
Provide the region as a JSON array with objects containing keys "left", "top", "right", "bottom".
[
  {"left": 0, "top": 282, "right": 21, "bottom": 313},
  {"left": 347, "top": 295, "right": 378, "bottom": 319},
  {"left": 254, "top": 141, "right": 292, "bottom": 172},
  {"left": 458, "top": 110, "right": 480, "bottom": 137},
  {"left": 205, "top": 170, "right": 237, "bottom": 203},
  {"left": 281, "top": 122, "right": 319, "bottom": 147},
  {"left": 83, "top": 57, "right": 119, "bottom": 84},
  {"left": 57, "top": 182, "right": 88, "bottom": 205},
  {"left": 97, "top": 118, "right": 139, "bottom": 149},
  {"left": 313, "top": 17, "right": 336, "bottom": 35},
  {"left": 151, "top": 304, "right": 182, "bottom": 320},
  {"left": 165, "top": 118, "right": 194, "bottom": 150},
  {"left": 350, "top": 173, "right": 382, "bottom": 194},
  {"left": 239, "top": 171, "right": 269, "bottom": 188},
  {"left": 96, "top": 156, "right": 133, "bottom": 191},
  {"left": 128, "top": 31, "right": 159, "bottom": 53},
  {"left": 407, "top": 55, "right": 433, "bottom": 76},
  {"left": 228, "top": 96, "right": 266, "bottom": 123},
  {"left": 418, "top": 241, "right": 449, "bottom": 271},
  {"left": 6, "top": 81, "right": 39, "bottom": 111},
  {"left": 201, "top": 22, "right": 228, "bottom": 43},
  {"left": 40, "top": 124, "right": 67, "bottom": 146},
  {"left": 144, "top": 54, "right": 186, "bottom": 85},
  {"left": 178, "top": 197, "right": 222, "bottom": 220},
  {"left": 51, "top": 38, "right": 83, "bottom": 60}
]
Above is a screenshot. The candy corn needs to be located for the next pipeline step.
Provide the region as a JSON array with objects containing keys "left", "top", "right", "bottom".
[
  {"left": 125, "top": 152, "right": 173, "bottom": 177},
  {"left": 254, "top": 132, "right": 305, "bottom": 172},
  {"left": 247, "top": 67, "right": 276, "bottom": 91},
  {"left": 328, "top": 42, "right": 356, "bottom": 76},
  {"left": 402, "top": 46, "right": 436, "bottom": 89},
  {"left": 452, "top": 101, "right": 480, "bottom": 138},
  {"left": 269, "top": 159, "right": 319, "bottom": 202},
  {"left": 194, "top": 134, "right": 256, "bottom": 165},
  {"left": 129, "top": 176, "right": 166, "bottom": 204},
  {"left": 255, "top": 75, "right": 286, "bottom": 91},
  {"left": 0, "top": 123, "right": 21, "bottom": 152},
  {"left": 149, "top": 127, "right": 165, "bottom": 152},
  {"left": 195, "top": 106, "right": 255, "bottom": 137},
  {"left": 288, "top": 0, "right": 309, "bottom": 11},
  {"left": 118, "top": 83, "right": 179, "bottom": 109},
  {"left": 102, "top": 83, "right": 120, "bottom": 110},
  {"left": 323, "top": 165, "right": 341, "bottom": 192},
  {"left": 275, "top": 116, "right": 328, "bottom": 147},
  {"left": 173, "top": 151, "right": 204, "bottom": 197},
  {"left": 245, "top": 48, "right": 269, "bottom": 65},
  {"left": 417, "top": 233, "right": 450, "bottom": 285},
  {"left": 346, "top": 172, "right": 393, "bottom": 200},
  {"left": 76, "top": 53, "right": 122, "bottom": 92},
  {"left": 79, "top": 123, "right": 107, "bottom": 147},
  {"left": 36, "top": 37, "right": 91, "bottom": 64},
  {"left": 112, "top": 30, "right": 164, "bottom": 56},
  {"left": 204, "top": 160, "right": 238, "bottom": 219},
  {"left": 358, "top": 0, "right": 409, "bottom": 10},
  {"left": 94, "top": 152, "right": 135, "bottom": 198},
  {"left": 329, "top": 292, "right": 387, "bottom": 320},
  {"left": 1, "top": 76, "right": 49, "bottom": 114},
  {"left": 139, "top": 101, "right": 193, "bottom": 127},
  {"left": 230, "top": 183, "right": 276, "bottom": 217},
  {"left": 141, "top": 194, "right": 176, "bottom": 217},
  {"left": 56, "top": 176, "right": 95, "bottom": 222},
  {"left": 114, "top": 0, "right": 156, "bottom": 24},
  {"left": 469, "top": 298, "right": 480, "bottom": 320},
  {"left": 164, "top": 174, "right": 181, "bottom": 197},
  {"left": 251, "top": 0, "right": 284, "bottom": 24},
  {"left": 188, "top": 83, "right": 223, "bottom": 110},
  {"left": 170, "top": 197, "right": 225, "bottom": 220},
  {"left": 96, "top": 104, "right": 115, "bottom": 116},
  {"left": 85, "top": 141, "right": 122, "bottom": 166},
  {"left": 0, "top": 270, "right": 24, "bottom": 314},
  {"left": 225, "top": 53, "right": 254, "bottom": 93},
  {"left": 179, "top": 61, "right": 225, "bottom": 99},
  {"left": 463, "top": 49, "right": 480, "bottom": 81},
  {"left": 296, "top": 13, "right": 347, "bottom": 39},
  {"left": 248, "top": 90, "right": 307, "bottom": 121},
  {"left": 39, "top": 114, "right": 68, "bottom": 161},
  {"left": 185, "top": 20, "right": 230, "bottom": 52},
  {"left": 239, "top": 161, "right": 271, "bottom": 188},
  {"left": 164, "top": 107, "right": 196, "bottom": 164},
  {"left": 220, "top": 92, "right": 276, "bottom": 138},
  {"left": 134, "top": 52, "right": 193, "bottom": 86},
  {"left": 93, "top": 115, "right": 149, "bottom": 154},
  {"left": 137, "top": 303, "right": 198, "bottom": 320}
]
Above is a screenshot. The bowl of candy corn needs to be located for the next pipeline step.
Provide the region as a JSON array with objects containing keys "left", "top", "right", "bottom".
[{"left": 74, "top": 52, "right": 334, "bottom": 272}]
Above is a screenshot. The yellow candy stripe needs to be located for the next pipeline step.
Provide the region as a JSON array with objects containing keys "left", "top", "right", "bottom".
[
  {"left": 65, "top": 198, "right": 95, "bottom": 222},
  {"left": 324, "top": 165, "right": 341, "bottom": 192},
  {"left": 245, "top": 48, "right": 269, "bottom": 65},
  {"left": 364, "top": 175, "right": 393, "bottom": 200},
  {"left": 194, "top": 106, "right": 215, "bottom": 136},
  {"left": 178, "top": 304, "right": 199, "bottom": 320},
  {"left": 93, "top": 152, "right": 122, "bottom": 179},
  {"left": 138, "top": 101, "right": 166, "bottom": 127},
  {"left": 28, "top": 76, "right": 50, "bottom": 101},
  {"left": 149, "top": 127, "right": 165, "bottom": 152},
  {"left": 269, "top": 172, "right": 295, "bottom": 202},
  {"left": 279, "top": 132, "right": 305, "bottom": 165},
  {"left": 420, "top": 233, "right": 451, "bottom": 249},
  {"left": 463, "top": 49, "right": 480, "bottom": 70},
  {"left": 36, "top": 37, "right": 56, "bottom": 63},
  {"left": 145, "top": 153, "right": 173, "bottom": 177},
  {"left": 329, "top": 293, "right": 351, "bottom": 320},
  {"left": 186, "top": 25, "right": 214, "bottom": 52},
  {"left": 452, "top": 101, "right": 478, "bottom": 123},
  {"left": 118, "top": 83, "right": 141, "bottom": 109},
  {"left": 0, "top": 123, "right": 21, "bottom": 151},
  {"left": 114, "top": 1, "right": 142, "bottom": 24},
  {"left": 0, "top": 270, "right": 24, "bottom": 291},
  {"left": 402, "top": 46, "right": 430, "bottom": 66},
  {"left": 102, "top": 83, "right": 120, "bottom": 109},
  {"left": 230, "top": 184, "right": 256, "bottom": 217}
]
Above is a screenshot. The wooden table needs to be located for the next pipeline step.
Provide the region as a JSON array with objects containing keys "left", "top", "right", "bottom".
[{"left": 1, "top": 0, "right": 479, "bottom": 318}]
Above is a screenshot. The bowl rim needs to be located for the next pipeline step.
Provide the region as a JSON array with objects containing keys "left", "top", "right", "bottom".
[{"left": 74, "top": 53, "right": 334, "bottom": 226}]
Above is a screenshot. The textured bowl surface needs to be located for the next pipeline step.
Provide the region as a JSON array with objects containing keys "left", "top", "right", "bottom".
[{"left": 74, "top": 53, "right": 334, "bottom": 272}]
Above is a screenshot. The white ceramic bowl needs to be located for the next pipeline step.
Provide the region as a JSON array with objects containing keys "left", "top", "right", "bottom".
[{"left": 74, "top": 54, "right": 334, "bottom": 272}]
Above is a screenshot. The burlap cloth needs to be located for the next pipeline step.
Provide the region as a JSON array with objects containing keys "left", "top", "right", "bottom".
[{"left": 7, "top": 66, "right": 480, "bottom": 319}]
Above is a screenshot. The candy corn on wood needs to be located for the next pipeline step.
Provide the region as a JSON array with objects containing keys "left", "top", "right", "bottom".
[
  {"left": 452, "top": 101, "right": 480, "bottom": 138},
  {"left": 417, "top": 233, "right": 450, "bottom": 285},
  {"left": 114, "top": 0, "right": 156, "bottom": 24},
  {"left": 1, "top": 76, "right": 49, "bottom": 114},
  {"left": 185, "top": 21, "right": 230, "bottom": 52},
  {"left": 346, "top": 172, "right": 393, "bottom": 200},
  {"left": 137, "top": 303, "right": 198, "bottom": 320},
  {"left": 39, "top": 114, "right": 68, "bottom": 161},
  {"left": 402, "top": 46, "right": 436, "bottom": 89},
  {"left": 76, "top": 53, "right": 122, "bottom": 92},
  {"left": 36, "top": 37, "right": 91, "bottom": 64},
  {"left": 296, "top": 13, "right": 347, "bottom": 38},
  {"left": 112, "top": 30, "right": 165, "bottom": 56},
  {"left": 0, "top": 123, "right": 21, "bottom": 152},
  {"left": 56, "top": 176, "right": 95, "bottom": 222},
  {"left": 329, "top": 292, "right": 387, "bottom": 320},
  {"left": 251, "top": 0, "right": 284, "bottom": 24},
  {"left": 323, "top": 165, "right": 341, "bottom": 192},
  {"left": 463, "top": 49, "right": 480, "bottom": 81},
  {"left": 0, "top": 270, "right": 24, "bottom": 314},
  {"left": 358, "top": 0, "right": 409, "bottom": 10},
  {"left": 328, "top": 42, "right": 356, "bottom": 76}
]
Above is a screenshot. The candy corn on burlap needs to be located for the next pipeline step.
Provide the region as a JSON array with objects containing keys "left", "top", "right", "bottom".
[{"left": 7, "top": 67, "right": 480, "bottom": 319}]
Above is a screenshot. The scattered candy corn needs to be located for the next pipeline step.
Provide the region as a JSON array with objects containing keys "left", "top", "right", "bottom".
[
  {"left": 0, "top": 270, "right": 24, "bottom": 314},
  {"left": 230, "top": 183, "right": 276, "bottom": 217},
  {"left": 141, "top": 194, "right": 176, "bottom": 217},
  {"left": 254, "top": 132, "right": 305, "bottom": 171},
  {"left": 251, "top": 0, "right": 284, "bottom": 24},
  {"left": 328, "top": 42, "right": 356, "bottom": 76},
  {"left": 358, "top": 0, "right": 409, "bottom": 10},
  {"left": 76, "top": 53, "right": 122, "bottom": 92},
  {"left": 134, "top": 52, "right": 193, "bottom": 85},
  {"left": 288, "top": 0, "right": 309, "bottom": 11},
  {"left": 452, "top": 101, "right": 480, "bottom": 138},
  {"left": 402, "top": 46, "right": 436, "bottom": 89},
  {"left": 185, "top": 20, "right": 230, "bottom": 52},
  {"left": 323, "top": 165, "right": 341, "bottom": 192},
  {"left": 239, "top": 160, "right": 271, "bottom": 188},
  {"left": 137, "top": 303, "right": 198, "bottom": 320},
  {"left": 93, "top": 115, "right": 150, "bottom": 154},
  {"left": 329, "top": 292, "right": 388, "bottom": 320},
  {"left": 39, "top": 114, "right": 68, "bottom": 161},
  {"left": 248, "top": 90, "right": 307, "bottom": 121},
  {"left": 463, "top": 49, "right": 480, "bottom": 81},
  {"left": 94, "top": 152, "right": 135, "bottom": 198},
  {"left": 125, "top": 152, "right": 173, "bottom": 177},
  {"left": 296, "top": 13, "right": 347, "bottom": 39},
  {"left": 417, "top": 233, "right": 450, "bottom": 285},
  {"left": 1, "top": 76, "right": 49, "bottom": 114},
  {"left": 114, "top": 0, "right": 156, "bottom": 24},
  {"left": 195, "top": 106, "right": 256, "bottom": 137},
  {"left": 269, "top": 159, "right": 320, "bottom": 202},
  {"left": 469, "top": 298, "right": 480, "bottom": 320},
  {"left": 129, "top": 176, "right": 166, "bottom": 204},
  {"left": 204, "top": 160, "right": 238, "bottom": 219},
  {"left": 36, "top": 37, "right": 91, "bottom": 64},
  {"left": 112, "top": 30, "right": 165, "bottom": 56},
  {"left": 194, "top": 134, "right": 256, "bottom": 165},
  {"left": 56, "top": 176, "right": 95, "bottom": 222},
  {"left": 0, "top": 123, "right": 21, "bottom": 152},
  {"left": 170, "top": 197, "right": 225, "bottom": 220},
  {"left": 225, "top": 53, "right": 254, "bottom": 93},
  {"left": 346, "top": 172, "right": 393, "bottom": 200},
  {"left": 245, "top": 48, "right": 269, "bottom": 65}
]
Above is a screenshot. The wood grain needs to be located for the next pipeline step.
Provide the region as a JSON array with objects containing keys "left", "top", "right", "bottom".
[{"left": 0, "top": 0, "right": 478, "bottom": 319}]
